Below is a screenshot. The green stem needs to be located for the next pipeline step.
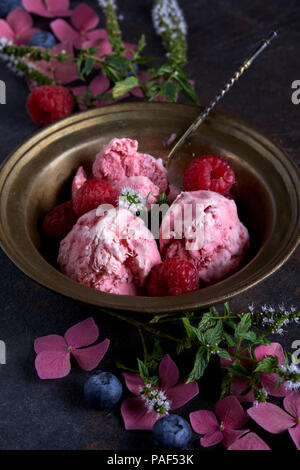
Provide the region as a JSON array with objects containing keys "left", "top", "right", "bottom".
[{"left": 138, "top": 327, "right": 148, "bottom": 363}]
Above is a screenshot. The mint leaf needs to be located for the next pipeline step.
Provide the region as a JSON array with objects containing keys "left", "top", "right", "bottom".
[
  {"left": 235, "top": 313, "right": 252, "bottom": 339},
  {"left": 254, "top": 355, "right": 279, "bottom": 374},
  {"left": 137, "top": 358, "right": 149, "bottom": 380},
  {"left": 112, "top": 76, "right": 139, "bottom": 98},
  {"left": 226, "top": 360, "right": 249, "bottom": 379},
  {"left": 159, "top": 81, "right": 180, "bottom": 102},
  {"left": 223, "top": 331, "right": 235, "bottom": 348},
  {"left": 157, "top": 192, "right": 169, "bottom": 206},
  {"left": 217, "top": 348, "right": 232, "bottom": 361},
  {"left": 204, "top": 321, "right": 223, "bottom": 345},
  {"left": 187, "top": 346, "right": 210, "bottom": 382}
]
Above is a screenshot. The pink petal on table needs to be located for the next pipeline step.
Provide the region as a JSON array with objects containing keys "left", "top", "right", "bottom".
[
  {"left": 121, "top": 397, "right": 158, "bottom": 430},
  {"left": 288, "top": 423, "right": 300, "bottom": 450},
  {"left": 254, "top": 342, "right": 285, "bottom": 365},
  {"left": 216, "top": 396, "right": 248, "bottom": 428},
  {"left": 200, "top": 430, "right": 223, "bottom": 447},
  {"left": 85, "top": 35, "right": 112, "bottom": 55},
  {"left": 283, "top": 392, "right": 300, "bottom": 418},
  {"left": 159, "top": 354, "right": 179, "bottom": 389},
  {"left": 52, "top": 41, "right": 74, "bottom": 57},
  {"left": 131, "top": 87, "right": 144, "bottom": 98},
  {"left": 22, "top": 0, "right": 48, "bottom": 16},
  {"left": 72, "top": 338, "right": 110, "bottom": 371},
  {"left": 124, "top": 42, "right": 138, "bottom": 59},
  {"left": 55, "top": 60, "right": 78, "bottom": 84},
  {"left": 227, "top": 432, "right": 271, "bottom": 450},
  {"left": 166, "top": 381, "right": 199, "bottom": 409},
  {"left": 50, "top": 19, "right": 80, "bottom": 45},
  {"left": 17, "top": 27, "right": 40, "bottom": 45},
  {"left": 0, "top": 20, "right": 14, "bottom": 40},
  {"left": 35, "top": 350, "right": 71, "bottom": 379},
  {"left": 247, "top": 402, "right": 295, "bottom": 433},
  {"left": 65, "top": 317, "right": 99, "bottom": 348},
  {"left": 222, "top": 427, "right": 250, "bottom": 448},
  {"left": 123, "top": 372, "right": 145, "bottom": 396},
  {"left": 71, "top": 4, "right": 99, "bottom": 33},
  {"left": 85, "top": 28, "right": 109, "bottom": 42},
  {"left": 231, "top": 378, "right": 255, "bottom": 402},
  {"left": 189, "top": 410, "right": 219, "bottom": 434},
  {"left": 90, "top": 74, "right": 110, "bottom": 95},
  {"left": 261, "top": 372, "right": 288, "bottom": 397},
  {"left": 34, "top": 334, "right": 67, "bottom": 354},
  {"left": 71, "top": 85, "right": 87, "bottom": 97},
  {"left": 46, "top": 0, "right": 71, "bottom": 17},
  {"left": 7, "top": 8, "right": 33, "bottom": 34}
]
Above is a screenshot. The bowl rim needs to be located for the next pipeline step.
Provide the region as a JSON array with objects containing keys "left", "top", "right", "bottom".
[{"left": 0, "top": 102, "right": 299, "bottom": 314}]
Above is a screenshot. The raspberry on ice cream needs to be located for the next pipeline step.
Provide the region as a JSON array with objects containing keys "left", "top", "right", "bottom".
[
  {"left": 92, "top": 138, "right": 168, "bottom": 194},
  {"left": 183, "top": 155, "right": 235, "bottom": 195},
  {"left": 160, "top": 190, "right": 249, "bottom": 285},
  {"left": 73, "top": 179, "right": 118, "bottom": 217},
  {"left": 147, "top": 258, "right": 199, "bottom": 296},
  {"left": 58, "top": 207, "right": 161, "bottom": 295}
]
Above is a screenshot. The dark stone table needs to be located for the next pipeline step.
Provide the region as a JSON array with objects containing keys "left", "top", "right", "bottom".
[{"left": 0, "top": 0, "right": 299, "bottom": 451}]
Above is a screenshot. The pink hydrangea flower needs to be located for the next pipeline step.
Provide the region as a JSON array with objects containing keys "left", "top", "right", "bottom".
[
  {"left": 227, "top": 432, "right": 270, "bottom": 450},
  {"left": 50, "top": 3, "right": 109, "bottom": 49},
  {"left": 190, "top": 396, "right": 249, "bottom": 448},
  {"left": 34, "top": 317, "right": 110, "bottom": 379},
  {"left": 71, "top": 74, "right": 110, "bottom": 110},
  {"left": 247, "top": 392, "right": 300, "bottom": 450},
  {"left": 0, "top": 8, "right": 39, "bottom": 45},
  {"left": 221, "top": 343, "right": 289, "bottom": 402},
  {"left": 22, "top": 0, "right": 72, "bottom": 18},
  {"left": 121, "top": 354, "right": 199, "bottom": 431},
  {"left": 26, "top": 41, "right": 78, "bottom": 86}
]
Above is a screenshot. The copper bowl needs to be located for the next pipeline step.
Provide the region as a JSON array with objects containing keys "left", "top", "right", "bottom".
[{"left": 0, "top": 103, "right": 299, "bottom": 313}]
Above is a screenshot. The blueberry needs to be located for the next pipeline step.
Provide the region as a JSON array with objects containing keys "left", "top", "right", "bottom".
[
  {"left": 0, "top": 0, "right": 22, "bottom": 18},
  {"left": 29, "top": 32, "right": 56, "bottom": 49},
  {"left": 84, "top": 371, "right": 123, "bottom": 409},
  {"left": 152, "top": 415, "right": 192, "bottom": 449}
]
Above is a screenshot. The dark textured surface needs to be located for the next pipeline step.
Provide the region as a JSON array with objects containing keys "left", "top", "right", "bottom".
[{"left": 0, "top": 0, "right": 299, "bottom": 451}]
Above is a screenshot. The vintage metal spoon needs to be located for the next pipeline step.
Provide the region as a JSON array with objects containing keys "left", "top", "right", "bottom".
[{"left": 165, "top": 31, "right": 278, "bottom": 168}]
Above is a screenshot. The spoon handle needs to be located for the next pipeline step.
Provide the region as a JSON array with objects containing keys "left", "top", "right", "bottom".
[{"left": 165, "top": 31, "right": 278, "bottom": 167}]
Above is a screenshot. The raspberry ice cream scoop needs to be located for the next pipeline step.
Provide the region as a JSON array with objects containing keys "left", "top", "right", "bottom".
[
  {"left": 58, "top": 207, "right": 161, "bottom": 295},
  {"left": 92, "top": 138, "right": 168, "bottom": 194},
  {"left": 160, "top": 190, "right": 249, "bottom": 284}
]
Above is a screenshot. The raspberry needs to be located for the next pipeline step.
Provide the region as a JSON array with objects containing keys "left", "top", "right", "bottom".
[
  {"left": 27, "top": 85, "right": 74, "bottom": 127},
  {"left": 73, "top": 179, "right": 118, "bottom": 217},
  {"left": 147, "top": 258, "right": 199, "bottom": 296},
  {"left": 42, "top": 200, "right": 77, "bottom": 239},
  {"left": 183, "top": 155, "right": 235, "bottom": 195}
]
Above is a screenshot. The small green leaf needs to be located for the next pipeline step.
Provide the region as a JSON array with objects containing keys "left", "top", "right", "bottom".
[
  {"left": 112, "top": 76, "right": 139, "bottom": 98},
  {"left": 198, "top": 312, "right": 216, "bottom": 331},
  {"left": 152, "top": 340, "right": 164, "bottom": 361},
  {"left": 238, "top": 331, "right": 257, "bottom": 342},
  {"left": 217, "top": 348, "right": 232, "bottom": 361},
  {"left": 115, "top": 361, "right": 138, "bottom": 373},
  {"left": 83, "top": 58, "right": 94, "bottom": 76},
  {"left": 137, "top": 358, "right": 149, "bottom": 380},
  {"left": 159, "top": 81, "right": 180, "bottom": 102},
  {"left": 223, "top": 331, "right": 235, "bottom": 348},
  {"left": 187, "top": 346, "right": 210, "bottom": 382},
  {"left": 157, "top": 192, "right": 169, "bottom": 206},
  {"left": 204, "top": 321, "right": 223, "bottom": 345},
  {"left": 235, "top": 313, "right": 252, "bottom": 339},
  {"left": 226, "top": 360, "right": 249, "bottom": 379},
  {"left": 254, "top": 355, "right": 279, "bottom": 374}
]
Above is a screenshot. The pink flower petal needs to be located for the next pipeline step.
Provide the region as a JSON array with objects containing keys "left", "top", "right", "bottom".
[
  {"left": 72, "top": 338, "right": 110, "bottom": 371},
  {"left": 222, "top": 428, "right": 250, "bottom": 448},
  {"left": 247, "top": 403, "right": 295, "bottom": 433},
  {"left": 0, "top": 20, "right": 14, "bottom": 40},
  {"left": 283, "top": 392, "right": 300, "bottom": 419},
  {"left": 189, "top": 410, "right": 219, "bottom": 435},
  {"left": 46, "top": 0, "right": 71, "bottom": 17},
  {"left": 124, "top": 42, "right": 138, "bottom": 59},
  {"left": 227, "top": 432, "right": 271, "bottom": 450},
  {"left": 51, "top": 42, "right": 78, "bottom": 84},
  {"left": 288, "top": 423, "right": 300, "bottom": 450},
  {"left": 261, "top": 373, "right": 289, "bottom": 397},
  {"left": 71, "top": 4, "right": 99, "bottom": 33},
  {"left": 64, "top": 317, "right": 99, "bottom": 348},
  {"left": 215, "top": 396, "right": 248, "bottom": 428},
  {"left": 200, "top": 430, "right": 223, "bottom": 447},
  {"left": 131, "top": 87, "right": 144, "bottom": 98},
  {"left": 159, "top": 354, "right": 179, "bottom": 390},
  {"left": 254, "top": 342, "right": 285, "bottom": 366},
  {"left": 7, "top": 8, "right": 33, "bottom": 35},
  {"left": 121, "top": 397, "right": 158, "bottom": 430},
  {"left": 166, "top": 381, "right": 199, "bottom": 409},
  {"left": 34, "top": 334, "right": 67, "bottom": 354},
  {"left": 50, "top": 19, "right": 81, "bottom": 46},
  {"left": 23, "top": 0, "right": 71, "bottom": 17},
  {"left": 90, "top": 74, "right": 110, "bottom": 95},
  {"left": 35, "top": 350, "right": 71, "bottom": 379},
  {"left": 84, "top": 35, "right": 112, "bottom": 55},
  {"left": 231, "top": 378, "right": 255, "bottom": 402},
  {"left": 23, "top": 0, "right": 49, "bottom": 17},
  {"left": 123, "top": 372, "right": 145, "bottom": 396}
]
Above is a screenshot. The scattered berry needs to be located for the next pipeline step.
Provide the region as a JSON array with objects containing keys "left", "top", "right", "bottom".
[
  {"left": 73, "top": 179, "right": 118, "bottom": 217},
  {"left": 152, "top": 415, "right": 192, "bottom": 449},
  {"left": 27, "top": 85, "right": 74, "bottom": 127},
  {"left": 183, "top": 155, "right": 235, "bottom": 195},
  {"left": 147, "top": 258, "right": 199, "bottom": 296},
  {"left": 29, "top": 31, "right": 56, "bottom": 49},
  {"left": 41, "top": 200, "right": 77, "bottom": 239},
  {"left": 0, "top": 0, "right": 22, "bottom": 17},
  {"left": 84, "top": 372, "right": 123, "bottom": 409}
]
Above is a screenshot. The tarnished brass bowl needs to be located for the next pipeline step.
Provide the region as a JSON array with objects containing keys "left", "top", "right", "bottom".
[{"left": 0, "top": 103, "right": 299, "bottom": 313}]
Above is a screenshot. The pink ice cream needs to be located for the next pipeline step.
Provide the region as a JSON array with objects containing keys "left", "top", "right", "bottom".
[
  {"left": 92, "top": 138, "right": 168, "bottom": 194},
  {"left": 58, "top": 207, "right": 161, "bottom": 295},
  {"left": 160, "top": 190, "right": 249, "bottom": 284}
]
